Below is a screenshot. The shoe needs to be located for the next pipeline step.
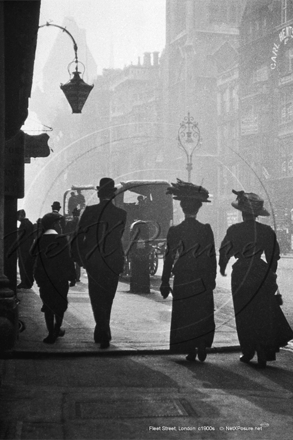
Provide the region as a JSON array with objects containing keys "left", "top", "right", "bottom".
[
  {"left": 56, "top": 328, "right": 65, "bottom": 337},
  {"left": 197, "top": 342, "right": 207, "bottom": 362},
  {"left": 240, "top": 355, "right": 252, "bottom": 364},
  {"left": 100, "top": 342, "right": 110, "bottom": 349},
  {"left": 186, "top": 354, "right": 196, "bottom": 361},
  {"left": 43, "top": 334, "right": 56, "bottom": 344}
]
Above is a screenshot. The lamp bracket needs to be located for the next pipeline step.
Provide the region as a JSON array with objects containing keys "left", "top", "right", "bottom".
[{"left": 39, "top": 22, "right": 79, "bottom": 65}]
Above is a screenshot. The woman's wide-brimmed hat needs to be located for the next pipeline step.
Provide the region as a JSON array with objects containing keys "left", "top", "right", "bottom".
[
  {"left": 231, "top": 189, "right": 270, "bottom": 216},
  {"left": 97, "top": 177, "right": 117, "bottom": 197},
  {"left": 166, "top": 178, "right": 211, "bottom": 202},
  {"left": 41, "top": 212, "right": 63, "bottom": 230}
]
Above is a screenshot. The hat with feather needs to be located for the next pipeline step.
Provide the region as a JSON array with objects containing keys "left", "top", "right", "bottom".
[
  {"left": 231, "top": 189, "right": 270, "bottom": 216},
  {"left": 166, "top": 179, "right": 211, "bottom": 202}
]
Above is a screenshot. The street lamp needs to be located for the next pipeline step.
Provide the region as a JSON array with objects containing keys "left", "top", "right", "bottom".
[
  {"left": 177, "top": 112, "right": 201, "bottom": 182},
  {"left": 38, "top": 22, "right": 94, "bottom": 113}
]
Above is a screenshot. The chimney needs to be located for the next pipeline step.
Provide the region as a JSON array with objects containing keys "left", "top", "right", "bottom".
[
  {"left": 153, "top": 52, "right": 159, "bottom": 66},
  {"left": 138, "top": 56, "right": 141, "bottom": 66},
  {"left": 143, "top": 52, "right": 151, "bottom": 67}
]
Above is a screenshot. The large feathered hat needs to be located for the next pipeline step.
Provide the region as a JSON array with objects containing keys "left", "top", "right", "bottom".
[
  {"left": 166, "top": 178, "right": 211, "bottom": 202},
  {"left": 231, "top": 189, "right": 270, "bottom": 216}
]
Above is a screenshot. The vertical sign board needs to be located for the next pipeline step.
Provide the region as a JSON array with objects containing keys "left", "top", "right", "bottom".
[{"left": 4, "top": 130, "right": 24, "bottom": 198}]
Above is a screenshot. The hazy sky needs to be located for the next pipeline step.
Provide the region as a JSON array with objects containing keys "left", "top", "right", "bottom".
[{"left": 36, "top": 0, "right": 166, "bottom": 76}]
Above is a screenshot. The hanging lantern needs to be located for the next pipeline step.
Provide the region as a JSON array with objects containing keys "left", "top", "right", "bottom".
[
  {"left": 39, "top": 22, "right": 94, "bottom": 113},
  {"left": 61, "top": 68, "right": 94, "bottom": 113}
]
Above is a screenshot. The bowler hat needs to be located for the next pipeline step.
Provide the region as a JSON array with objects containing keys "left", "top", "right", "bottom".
[
  {"left": 97, "top": 177, "right": 117, "bottom": 196},
  {"left": 41, "top": 212, "right": 63, "bottom": 230},
  {"left": 51, "top": 201, "right": 61, "bottom": 210},
  {"left": 231, "top": 190, "right": 270, "bottom": 217}
]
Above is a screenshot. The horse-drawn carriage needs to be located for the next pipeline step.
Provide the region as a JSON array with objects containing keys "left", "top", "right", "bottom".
[{"left": 63, "top": 180, "right": 173, "bottom": 276}]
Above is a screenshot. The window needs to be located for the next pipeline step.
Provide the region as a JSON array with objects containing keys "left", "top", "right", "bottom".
[
  {"left": 280, "top": 47, "right": 293, "bottom": 76},
  {"left": 280, "top": 89, "right": 293, "bottom": 124},
  {"left": 282, "top": 0, "right": 288, "bottom": 24},
  {"left": 232, "top": 85, "right": 239, "bottom": 111},
  {"left": 175, "top": 0, "right": 186, "bottom": 34},
  {"left": 209, "top": 0, "right": 228, "bottom": 24},
  {"left": 252, "top": 65, "right": 269, "bottom": 83},
  {"left": 229, "top": 1, "right": 237, "bottom": 23},
  {"left": 223, "top": 88, "right": 230, "bottom": 113}
]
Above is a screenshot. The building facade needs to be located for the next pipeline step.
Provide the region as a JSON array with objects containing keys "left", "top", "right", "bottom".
[
  {"left": 161, "top": 0, "right": 245, "bottom": 242},
  {"left": 107, "top": 52, "right": 162, "bottom": 182},
  {"left": 239, "top": 0, "right": 293, "bottom": 252}
]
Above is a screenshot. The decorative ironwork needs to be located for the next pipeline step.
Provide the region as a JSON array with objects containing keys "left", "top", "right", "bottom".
[{"left": 177, "top": 112, "right": 201, "bottom": 182}]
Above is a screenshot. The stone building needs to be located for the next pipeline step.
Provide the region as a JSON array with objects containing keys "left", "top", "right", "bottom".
[
  {"left": 106, "top": 52, "right": 162, "bottom": 181},
  {"left": 161, "top": 0, "right": 245, "bottom": 242},
  {"left": 239, "top": 0, "right": 293, "bottom": 252}
]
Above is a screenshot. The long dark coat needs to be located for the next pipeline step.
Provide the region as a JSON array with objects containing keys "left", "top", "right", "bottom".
[
  {"left": 32, "top": 233, "right": 76, "bottom": 316},
  {"left": 77, "top": 200, "right": 127, "bottom": 343},
  {"left": 17, "top": 218, "right": 35, "bottom": 287},
  {"left": 162, "top": 218, "right": 217, "bottom": 353},
  {"left": 219, "top": 220, "right": 293, "bottom": 359}
]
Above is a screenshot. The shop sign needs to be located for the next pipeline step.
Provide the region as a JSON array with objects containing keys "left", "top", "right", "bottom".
[
  {"left": 4, "top": 131, "right": 24, "bottom": 198},
  {"left": 271, "top": 26, "right": 293, "bottom": 70}
]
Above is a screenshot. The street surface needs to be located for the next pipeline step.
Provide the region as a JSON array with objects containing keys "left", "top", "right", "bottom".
[
  {"left": 1, "top": 351, "right": 293, "bottom": 439},
  {"left": 1, "top": 255, "right": 293, "bottom": 439}
]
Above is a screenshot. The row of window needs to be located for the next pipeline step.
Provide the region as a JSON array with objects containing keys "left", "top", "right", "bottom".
[
  {"left": 217, "top": 85, "right": 239, "bottom": 115},
  {"left": 242, "top": 0, "right": 293, "bottom": 44}
]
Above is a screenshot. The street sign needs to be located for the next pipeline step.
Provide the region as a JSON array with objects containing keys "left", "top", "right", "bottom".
[{"left": 24, "top": 133, "right": 50, "bottom": 159}]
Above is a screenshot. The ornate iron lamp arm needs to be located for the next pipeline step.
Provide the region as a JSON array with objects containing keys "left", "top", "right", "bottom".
[{"left": 39, "top": 22, "right": 78, "bottom": 64}]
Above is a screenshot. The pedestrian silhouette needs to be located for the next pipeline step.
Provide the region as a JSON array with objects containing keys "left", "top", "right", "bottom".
[
  {"left": 51, "top": 201, "right": 66, "bottom": 234},
  {"left": 219, "top": 189, "right": 293, "bottom": 368},
  {"left": 31, "top": 212, "right": 76, "bottom": 344},
  {"left": 160, "top": 179, "right": 216, "bottom": 362},
  {"left": 67, "top": 191, "right": 78, "bottom": 215},
  {"left": 17, "top": 209, "right": 35, "bottom": 289},
  {"left": 77, "top": 177, "right": 127, "bottom": 348}
]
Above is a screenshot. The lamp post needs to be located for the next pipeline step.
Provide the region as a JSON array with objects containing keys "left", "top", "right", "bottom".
[
  {"left": 38, "top": 22, "right": 94, "bottom": 113},
  {"left": 177, "top": 112, "right": 201, "bottom": 182}
]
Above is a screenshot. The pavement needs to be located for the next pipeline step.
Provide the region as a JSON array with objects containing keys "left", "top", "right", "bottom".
[
  {"left": 1, "top": 264, "right": 293, "bottom": 439},
  {"left": 10, "top": 268, "right": 240, "bottom": 355}
]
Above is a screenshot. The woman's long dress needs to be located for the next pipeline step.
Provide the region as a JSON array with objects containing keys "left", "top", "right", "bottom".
[
  {"left": 219, "top": 220, "right": 293, "bottom": 360},
  {"left": 32, "top": 233, "right": 75, "bottom": 316},
  {"left": 162, "top": 218, "right": 217, "bottom": 354}
]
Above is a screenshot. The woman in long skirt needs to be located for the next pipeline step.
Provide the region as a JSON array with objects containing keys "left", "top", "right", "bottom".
[
  {"left": 219, "top": 190, "right": 293, "bottom": 368},
  {"left": 160, "top": 179, "right": 217, "bottom": 362}
]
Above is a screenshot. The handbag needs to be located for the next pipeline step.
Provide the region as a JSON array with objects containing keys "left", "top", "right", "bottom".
[{"left": 275, "top": 290, "right": 283, "bottom": 306}]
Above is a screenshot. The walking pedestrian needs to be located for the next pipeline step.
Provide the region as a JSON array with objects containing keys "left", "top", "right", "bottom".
[
  {"left": 31, "top": 212, "right": 76, "bottom": 344},
  {"left": 17, "top": 209, "right": 35, "bottom": 289},
  {"left": 76, "top": 189, "right": 86, "bottom": 210},
  {"left": 77, "top": 177, "right": 127, "bottom": 348},
  {"left": 51, "top": 201, "right": 66, "bottom": 234},
  {"left": 66, "top": 208, "right": 81, "bottom": 283},
  {"left": 160, "top": 179, "right": 216, "bottom": 362},
  {"left": 67, "top": 191, "right": 78, "bottom": 215},
  {"left": 219, "top": 189, "right": 293, "bottom": 368}
]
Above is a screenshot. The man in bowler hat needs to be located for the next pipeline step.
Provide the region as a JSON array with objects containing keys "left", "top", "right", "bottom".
[
  {"left": 51, "top": 201, "right": 65, "bottom": 234},
  {"left": 77, "top": 177, "right": 127, "bottom": 348}
]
